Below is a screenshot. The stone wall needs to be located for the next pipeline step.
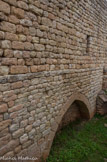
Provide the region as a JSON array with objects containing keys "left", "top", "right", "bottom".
[
  {"left": 0, "top": 0, "right": 107, "bottom": 161},
  {"left": 103, "top": 67, "right": 107, "bottom": 90}
]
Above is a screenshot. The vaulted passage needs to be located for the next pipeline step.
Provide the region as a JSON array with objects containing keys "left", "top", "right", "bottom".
[
  {"left": 42, "top": 93, "right": 92, "bottom": 160},
  {"left": 58, "top": 100, "right": 90, "bottom": 131}
]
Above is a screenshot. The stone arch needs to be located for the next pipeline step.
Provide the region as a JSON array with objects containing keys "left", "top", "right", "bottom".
[{"left": 42, "top": 92, "right": 92, "bottom": 160}]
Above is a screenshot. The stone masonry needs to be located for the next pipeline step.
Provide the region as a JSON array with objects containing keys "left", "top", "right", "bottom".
[{"left": 0, "top": 0, "right": 107, "bottom": 161}]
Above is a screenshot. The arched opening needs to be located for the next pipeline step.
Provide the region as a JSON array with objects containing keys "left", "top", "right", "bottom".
[
  {"left": 42, "top": 93, "right": 92, "bottom": 160},
  {"left": 58, "top": 100, "right": 90, "bottom": 131}
]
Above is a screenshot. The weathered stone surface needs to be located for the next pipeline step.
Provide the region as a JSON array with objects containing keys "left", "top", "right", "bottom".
[
  {"left": 9, "top": 123, "right": 19, "bottom": 132},
  {"left": 0, "top": 21, "right": 16, "bottom": 33},
  {"left": 12, "top": 41, "right": 24, "bottom": 50},
  {"left": 28, "top": 129, "right": 36, "bottom": 139},
  {"left": 31, "top": 66, "right": 38, "bottom": 73},
  {"left": 20, "top": 119, "right": 28, "bottom": 128},
  {"left": 0, "top": 134, "right": 11, "bottom": 148},
  {"left": 29, "top": 5, "right": 43, "bottom": 16},
  {"left": 11, "top": 81, "right": 23, "bottom": 89},
  {"left": 0, "top": 139, "right": 19, "bottom": 156},
  {"left": 11, "top": 7, "right": 25, "bottom": 18},
  {"left": 22, "top": 140, "right": 32, "bottom": 149},
  {"left": 4, "top": 112, "right": 9, "bottom": 120},
  {"left": 4, "top": 49, "right": 14, "bottom": 58},
  {"left": 14, "top": 145, "right": 21, "bottom": 154},
  {"left": 0, "top": 120, "right": 11, "bottom": 131},
  {"left": 0, "top": 66, "right": 9, "bottom": 75},
  {"left": 9, "top": 15, "right": 19, "bottom": 25},
  {"left": 17, "top": 1, "right": 28, "bottom": 10},
  {"left": 20, "top": 19, "right": 32, "bottom": 27},
  {"left": 0, "top": 128, "right": 9, "bottom": 138},
  {"left": 0, "top": 0, "right": 106, "bottom": 161},
  {"left": 8, "top": 104, "right": 23, "bottom": 113},
  {"left": 5, "top": 32, "right": 18, "bottom": 41},
  {"left": 1, "top": 58, "right": 17, "bottom": 65},
  {"left": 12, "top": 128, "right": 24, "bottom": 138},
  {"left": 4, "top": 151, "right": 14, "bottom": 157},
  {"left": 0, "top": 104, "right": 8, "bottom": 113},
  {"left": 10, "top": 66, "right": 28, "bottom": 74},
  {"left": 34, "top": 44, "right": 45, "bottom": 51},
  {"left": 0, "top": 31, "right": 5, "bottom": 40},
  {"left": 1, "top": 40, "right": 11, "bottom": 49},
  {"left": 20, "top": 134, "right": 28, "bottom": 144},
  {"left": 0, "top": 1, "right": 10, "bottom": 14},
  {"left": 25, "top": 125, "right": 32, "bottom": 133}
]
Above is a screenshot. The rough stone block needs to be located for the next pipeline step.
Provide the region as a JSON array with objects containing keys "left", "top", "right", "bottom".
[
  {"left": 11, "top": 7, "right": 25, "bottom": 18},
  {"left": 0, "top": 1, "right": 10, "bottom": 14},
  {"left": 0, "top": 104, "right": 8, "bottom": 113},
  {"left": 0, "top": 66, "right": 9, "bottom": 75},
  {"left": 1, "top": 58, "right": 17, "bottom": 65},
  {"left": 1, "top": 40, "right": 11, "bottom": 49},
  {"left": 12, "top": 128, "right": 24, "bottom": 138},
  {"left": 0, "top": 120, "right": 11, "bottom": 131},
  {"left": 10, "top": 66, "right": 28, "bottom": 74},
  {"left": 20, "top": 134, "right": 28, "bottom": 144},
  {"left": 0, "top": 21, "right": 16, "bottom": 33}
]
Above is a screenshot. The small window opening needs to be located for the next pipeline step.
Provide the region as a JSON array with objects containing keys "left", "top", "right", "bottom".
[{"left": 86, "top": 35, "right": 90, "bottom": 54}]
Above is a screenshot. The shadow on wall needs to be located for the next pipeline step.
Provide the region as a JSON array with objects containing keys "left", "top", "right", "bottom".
[{"left": 58, "top": 100, "right": 90, "bottom": 131}]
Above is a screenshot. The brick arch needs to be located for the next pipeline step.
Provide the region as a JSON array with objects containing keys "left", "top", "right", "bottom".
[{"left": 42, "top": 92, "right": 92, "bottom": 160}]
